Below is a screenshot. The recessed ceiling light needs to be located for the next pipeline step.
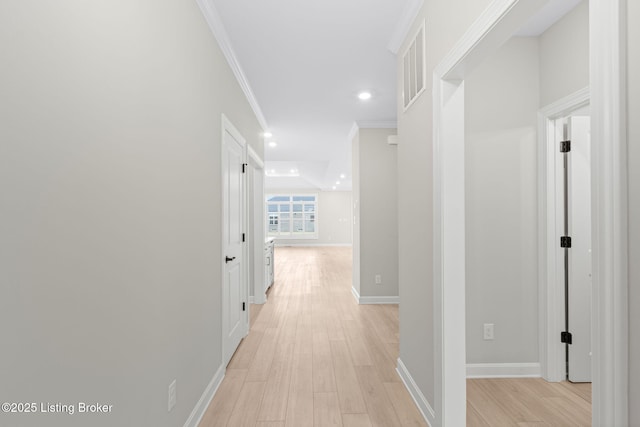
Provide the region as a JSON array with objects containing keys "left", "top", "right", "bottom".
[
  {"left": 263, "top": 132, "right": 272, "bottom": 138},
  {"left": 290, "top": 169, "right": 296, "bottom": 174},
  {"left": 268, "top": 141, "right": 277, "bottom": 147},
  {"left": 336, "top": 181, "right": 341, "bottom": 185},
  {"left": 340, "top": 174, "right": 346, "bottom": 179},
  {"left": 358, "top": 91, "right": 372, "bottom": 100}
]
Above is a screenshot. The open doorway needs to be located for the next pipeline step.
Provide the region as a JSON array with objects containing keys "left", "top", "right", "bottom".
[{"left": 431, "top": 0, "right": 628, "bottom": 425}]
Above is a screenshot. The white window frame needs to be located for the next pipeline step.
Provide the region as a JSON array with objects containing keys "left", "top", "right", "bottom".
[{"left": 266, "top": 194, "right": 318, "bottom": 239}]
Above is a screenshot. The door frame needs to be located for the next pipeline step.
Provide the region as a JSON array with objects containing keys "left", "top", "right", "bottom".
[
  {"left": 221, "top": 114, "right": 249, "bottom": 366},
  {"left": 433, "top": 0, "right": 628, "bottom": 425},
  {"left": 247, "top": 145, "right": 266, "bottom": 305},
  {"left": 538, "top": 87, "right": 590, "bottom": 383}
]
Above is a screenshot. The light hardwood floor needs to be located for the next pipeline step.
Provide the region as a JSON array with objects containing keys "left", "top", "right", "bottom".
[{"left": 199, "top": 246, "right": 591, "bottom": 427}]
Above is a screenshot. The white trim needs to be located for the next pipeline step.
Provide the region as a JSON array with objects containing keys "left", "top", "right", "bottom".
[
  {"left": 355, "top": 120, "right": 397, "bottom": 129},
  {"left": 590, "top": 0, "right": 628, "bottom": 424},
  {"left": 274, "top": 243, "right": 352, "bottom": 247},
  {"left": 182, "top": 364, "right": 225, "bottom": 427},
  {"left": 537, "top": 87, "right": 590, "bottom": 382},
  {"left": 397, "top": 358, "right": 435, "bottom": 427},
  {"left": 350, "top": 286, "right": 398, "bottom": 305},
  {"left": 195, "top": 0, "right": 268, "bottom": 131},
  {"left": 249, "top": 295, "right": 255, "bottom": 304},
  {"left": 247, "top": 145, "right": 264, "bottom": 170},
  {"left": 387, "top": 0, "right": 424, "bottom": 54},
  {"left": 357, "top": 295, "right": 399, "bottom": 305},
  {"left": 434, "top": 0, "right": 547, "bottom": 80},
  {"left": 351, "top": 286, "right": 361, "bottom": 304},
  {"left": 466, "top": 363, "right": 541, "bottom": 379}
]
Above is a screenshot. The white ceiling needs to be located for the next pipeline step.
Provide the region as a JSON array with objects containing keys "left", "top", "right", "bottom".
[
  {"left": 210, "top": 0, "right": 583, "bottom": 191},
  {"left": 212, "top": 0, "right": 414, "bottom": 191}
]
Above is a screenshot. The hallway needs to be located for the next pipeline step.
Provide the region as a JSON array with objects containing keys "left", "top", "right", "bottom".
[{"left": 199, "top": 246, "right": 427, "bottom": 427}]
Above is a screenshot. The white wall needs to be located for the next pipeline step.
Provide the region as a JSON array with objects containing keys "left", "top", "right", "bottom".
[
  {"left": 266, "top": 190, "right": 353, "bottom": 246},
  {"left": 465, "top": 37, "right": 540, "bottom": 364},
  {"left": 352, "top": 128, "right": 399, "bottom": 299},
  {"left": 0, "top": 2, "right": 263, "bottom": 426},
  {"left": 396, "top": 0, "right": 494, "bottom": 407},
  {"left": 539, "top": 1, "right": 589, "bottom": 107},
  {"left": 627, "top": 0, "right": 640, "bottom": 423}
]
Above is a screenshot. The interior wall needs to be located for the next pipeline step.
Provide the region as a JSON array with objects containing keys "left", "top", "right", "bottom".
[
  {"left": 539, "top": 1, "right": 590, "bottom": 107},
  {"left": 266, "top": 189, "right": 353, "bottom": 246},
  {"left": 465, "top": 37, "right": 540, "bottom": 364},
  {"left": 396, "top": 0, "right": 494, "bottom": 407},
  {"left": 0, "top": 2, "right": 263, "bottom": 427},
  {"left": 627, "top": 0, "right": 640, "bottom": 423},
  {"left": 354, "top": 128, "right": 399, "bottom": 298}
]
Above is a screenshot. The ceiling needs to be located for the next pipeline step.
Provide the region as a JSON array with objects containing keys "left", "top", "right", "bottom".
[
  {"left": 211, "top": 0, "right": 416, "bottom": 191},
  {"left": 209, "top": 0, "right": 583, "bottom": 191}
]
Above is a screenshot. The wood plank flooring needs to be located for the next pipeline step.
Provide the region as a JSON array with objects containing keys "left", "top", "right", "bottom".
[{"left": 199, "top": 246, "right": 591, "bottom": 427}]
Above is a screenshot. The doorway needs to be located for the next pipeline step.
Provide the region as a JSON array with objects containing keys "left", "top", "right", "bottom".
[{"left": 432, "top": 0, "right": 628, "bottom": 425}]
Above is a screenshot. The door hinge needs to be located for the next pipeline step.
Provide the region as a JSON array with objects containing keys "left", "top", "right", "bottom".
[
  {"left": 242, "top": 302, "right": 246, "bottom": 311},
  {"left": 560, "top": 236, "right": 572, "bottom": 248},
  {"left": 560, "top": 140, "right": 571, "bottom": 153},
  {"left": 561, "top": 331, "right": 573, "bottom": 344},
  {"left": 242, "top": 233, "right": 246, "bottom": 242},
  {"left": 242, "top": 163, "right": 248, "bottom": 173}
]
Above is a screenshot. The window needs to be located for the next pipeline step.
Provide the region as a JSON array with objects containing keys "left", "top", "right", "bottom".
[{"left": 266, "top": 194, "right": 318, "bottom": 239}]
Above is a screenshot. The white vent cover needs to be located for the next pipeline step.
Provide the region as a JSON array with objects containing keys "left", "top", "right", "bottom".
[{"left": 402, "top": 22, "right": 425, "bottom": 110}]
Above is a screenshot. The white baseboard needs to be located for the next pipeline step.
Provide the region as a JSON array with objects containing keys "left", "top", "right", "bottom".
[
  {"left": 350, "top": 286, "right": 399, "bottom": 304},
  {"left": 183, "top": 364, "right": 225, "bottom": 427},
  {"left": 274, "top": 243, "right": 353, "bottom": 247},
  {"left": 466, "top": 362, "right": 541, "bottom": 378},
  {"left": 397, "top": 358, "right": 435, "bottom": 427},
  {"left": 351, "top": 286, "right": 361, "bottom": 303},
  {"left": 249, "top": 296, "right": 255, "bottom": 304}
]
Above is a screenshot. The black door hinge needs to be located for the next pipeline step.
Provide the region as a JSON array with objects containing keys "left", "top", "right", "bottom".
[
  {"left": 560, "top": 140, "right": 571, "bottom": 153},
  {"left": 242, "top": 233, "right": 246, "bottom": 242},
  {"left": 560, "top": 236, "right": 572, "bottom": 248},
  {"left": 242, "top": 163, "right": 248, "bottom": 173},
  {"left": 561, "top": 331, "right": 573, "bottom": 344},
  {"left": 242, "top": 302, "right": 246, "bottom": 311}
]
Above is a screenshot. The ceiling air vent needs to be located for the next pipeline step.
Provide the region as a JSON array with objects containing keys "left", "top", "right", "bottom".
[{"left": 402, "top": 22, "right": 425, "bottom": 111}]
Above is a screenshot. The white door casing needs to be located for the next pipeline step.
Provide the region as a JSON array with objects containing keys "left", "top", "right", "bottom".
[
  {"left": 567, "top": 116, "right": 592, "bottom": 383},
  {"left": 222, "top": 115, "right": 248, "bottom": 366}
]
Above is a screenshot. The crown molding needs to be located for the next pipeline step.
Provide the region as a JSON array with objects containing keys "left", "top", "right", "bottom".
[
  {"left": 356, "top": 120, "right": 398, "bottom": 129},
  {"left": 387, "top": 0, "right": 424, "bottom": 54},
  {"left": 195, "top": 0, "right": 269, "bottom": 131}
]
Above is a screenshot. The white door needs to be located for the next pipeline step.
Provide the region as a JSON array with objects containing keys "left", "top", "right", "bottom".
[
  {"left": 222, "top": 123, "right": 247, "bottom": 366},
  {"left": 567, "top": 116, "right": 592, "bottom": 382}
]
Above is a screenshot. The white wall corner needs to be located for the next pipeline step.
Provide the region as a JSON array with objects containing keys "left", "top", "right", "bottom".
[
  {"left": 348, "top": 122, "right": 360, "bottom": 143},
  {"left": 387, "top": 0, "right": 425, "bottom": 54},
  {"left": 183, "top": 363, "right": 225, "bottom": 427},
  {"left": 466, "top": 363, "right": 542, "bottom": 379},
  {"left": 195, "top": 0, "right": 269, "bottom": 131},
  {"left": 397, "top": 358, "right": 436, "bottom": 427}
]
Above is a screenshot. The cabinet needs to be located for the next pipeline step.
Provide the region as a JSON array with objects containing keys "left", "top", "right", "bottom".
[{"left": 265, "top": 238, "right": 275, "bottom": 291}]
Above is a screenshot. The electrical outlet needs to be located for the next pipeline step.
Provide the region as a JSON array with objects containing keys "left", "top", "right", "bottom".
[
  {"left": 375, "top": 274, "right": 382, "bottom": 285},
  {"left": 483, "top": 323, "right": 494, "bottom": 340},
  {"left": 168, "top": 379, "right": 176, "bottom": 412}
]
